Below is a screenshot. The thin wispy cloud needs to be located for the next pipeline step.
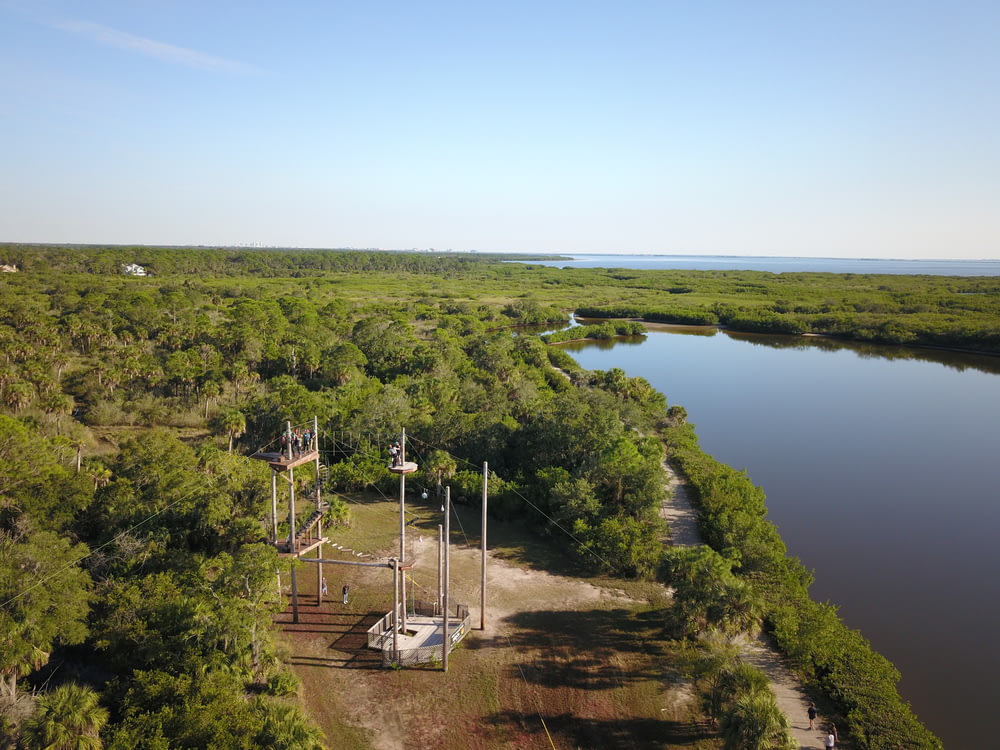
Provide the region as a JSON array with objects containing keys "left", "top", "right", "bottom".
[{"left": 54, "top": 20, "right": 260, "bottom": 75}]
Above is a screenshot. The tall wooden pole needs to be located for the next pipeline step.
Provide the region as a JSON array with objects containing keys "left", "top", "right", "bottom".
[
  {"left": 271, "top": 470, "right": 278, "bottom": 544},
  {"left": 399, "top": 427, "right": 407, "bottom": 634},
  {"left": 289, "top": 476, "right": 299, "bottom": 621},
  {"left": 392, "top": 557, "right": 399, "bottom": 662},
  {"left": 288, "top": 462, "right": 299, "bottom": 621},
  {"left": 480, "top": 461, "right": 488, "bottom": 631},
  {"left": 437, "top": 523, "right": 443, "bottom": 615},
  {"left": 288, "top": 465, "right": 296, "bottom": 550},
  {"left": 442, "top": 486, "right": 450, "bottom": 672},
  {"left": 314, "top": 416, "right": 323, "bottom": 604}
]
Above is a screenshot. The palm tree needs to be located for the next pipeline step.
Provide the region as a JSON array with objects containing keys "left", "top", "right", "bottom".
[
  {"left": 4, "top": 380, "right": 33, "bottom": 413},
  {"left": 425, "top": 449, "right": 457, "bottom": 498},
  {"left": 255, "top": 700, "right": 324, "bottom": 750},
  {"left": 706, "top": 661, "right": 770, "bottom": 720},
  {"left": 720, "top": 687, "right": 794, "bottom": 750},
  {"left": 21, "top": 682, "right": 109, "bottom": 750},
  {"left": 213, "top": 409, "right": 247, "bottom": 453}
]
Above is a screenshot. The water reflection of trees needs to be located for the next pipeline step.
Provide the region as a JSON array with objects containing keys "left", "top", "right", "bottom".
[
  {"left": 559, "top": 336, "right": 648, "bottom": 352},
  {"left": 722, "top": 330, "right": 1000, "bottom": 375}
]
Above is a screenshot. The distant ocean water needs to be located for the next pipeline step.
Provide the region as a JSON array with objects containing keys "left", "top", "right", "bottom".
[{"left": 519, "top": 253, "right": 1000, "bottom": 276}]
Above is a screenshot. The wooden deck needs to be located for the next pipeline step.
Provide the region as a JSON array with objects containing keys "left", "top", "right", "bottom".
[
  {"left": 388, "top": 460, "right": 418, "bottom": 474},
  {"left": 251, "top": 449, "right": 319, "bottom": 471}
]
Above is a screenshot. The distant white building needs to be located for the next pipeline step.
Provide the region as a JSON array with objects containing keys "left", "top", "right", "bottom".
[
  {"left": 122, "top": 263, "right": 147, "bottom": 276},
  {"left": 0, "top": 263, "right": 17, "bottom": 273}
]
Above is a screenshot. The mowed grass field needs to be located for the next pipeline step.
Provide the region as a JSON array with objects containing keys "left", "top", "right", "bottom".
[{"left": 275, "top": 492, "right": 720, "bottom": 749}]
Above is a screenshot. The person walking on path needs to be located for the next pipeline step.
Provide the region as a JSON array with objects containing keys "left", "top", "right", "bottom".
[
  {"left": 825, "top": 725, "right": 837, "bottom": 748},
  {"left": 808, "top": 702, "right": 817, "bottom": 729}
]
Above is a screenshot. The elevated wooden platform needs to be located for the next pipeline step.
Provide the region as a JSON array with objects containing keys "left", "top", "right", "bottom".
[
  {"left": 388, "top": 461, "right": 418, "bottom": 474},
  {"left": 251, "top": 449, "right": 319, "bottom": 471},
  {"left": 277, "top": 536, "right": 328, "bottom": 557}
]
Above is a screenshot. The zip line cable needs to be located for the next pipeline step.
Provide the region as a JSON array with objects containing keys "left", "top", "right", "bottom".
[{"left": 404, "top": 433, "right": 614, "bottom": 571}]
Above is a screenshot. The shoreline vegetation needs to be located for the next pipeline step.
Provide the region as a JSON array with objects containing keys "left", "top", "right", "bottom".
[{"left": 0, "top": 245, "right": 965, "bottom": 748}]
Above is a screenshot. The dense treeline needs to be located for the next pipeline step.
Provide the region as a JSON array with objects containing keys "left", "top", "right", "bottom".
[
  {"left": 577, "top": 271, "right": 1000, "bottom": 351},
  {"left": 5, "top": 243, "right": 999, "bottom": 357},
  {"left": 0, "top": 243, "right": 562, "bottom": 278},
  {"left": 0, "top": 248, "right": 669, "bottom": 748},
  {"left": 540, "top": 320, "right": 646, "bottom": 343},
  {"left": 0, "top": 245, "right": 973, "bottom": 748}
]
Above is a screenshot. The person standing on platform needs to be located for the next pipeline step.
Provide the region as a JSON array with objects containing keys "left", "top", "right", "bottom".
[
  {"left": 321, "top": 577, "right": 328, "bottom": 599},
  {"left": 342, "top": 583, "right": 350, "bottom": 605}
]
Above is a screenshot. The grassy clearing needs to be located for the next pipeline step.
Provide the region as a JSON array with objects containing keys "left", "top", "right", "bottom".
[{"left": 277, "top": 494, "right": 720, "bottom": 749}]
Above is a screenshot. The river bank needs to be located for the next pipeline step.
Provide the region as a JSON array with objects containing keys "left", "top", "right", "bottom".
[{"left": 662, "top": 460, "right": 836, "bottom": 750}]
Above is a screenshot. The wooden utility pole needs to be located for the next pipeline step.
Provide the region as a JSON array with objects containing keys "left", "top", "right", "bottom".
[
  {"left": 442, "top": 486, "right": 450, "bottom": 672},
  {"left": 392, "top": 557, "right": 399, "bottom": 661},
  {"left": 314, "top": 416, "right": 323, "bottom": 603},
  {"left": 286, "top": 421, "right": 296, "bottom": 550},
  {"left": 480, "top": 461, "right": 488, "bottom": 631},
  {"left": 271, "top": 471, "right": 278, "bottom": 543},
  {"left": 398, "top": 428, "right": 407, "bottom": 635}
]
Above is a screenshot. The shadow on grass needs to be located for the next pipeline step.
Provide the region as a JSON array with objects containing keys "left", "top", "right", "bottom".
[
  {"left": 282, "top": 610, "right": 386, "bottom": 671},
  {"left": 485, "top": 710, "right": 714, "bottom": 749},
  {"left": 478, "top": 607, "right": 669, "bottom": 690},
  {"left": 405, "top": 495, "right": 593, "bottom": 578}
]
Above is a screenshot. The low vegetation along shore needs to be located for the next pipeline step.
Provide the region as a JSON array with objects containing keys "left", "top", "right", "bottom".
[{"left": 0, "top": 246, "right": 959, "bottom": 748}]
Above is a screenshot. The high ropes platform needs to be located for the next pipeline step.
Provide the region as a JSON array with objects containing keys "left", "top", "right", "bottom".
[{"left": 251, "top": 420, "right": 475, "bottom": 669}]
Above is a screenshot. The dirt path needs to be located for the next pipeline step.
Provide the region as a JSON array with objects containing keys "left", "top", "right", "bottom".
[{"left": 661, "top": 460, "right": 830, "bottom": 750}]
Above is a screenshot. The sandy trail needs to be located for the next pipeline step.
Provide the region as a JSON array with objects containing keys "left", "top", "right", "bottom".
[{"left": 662, "top": 460, "right": 830, "bottom": 749}]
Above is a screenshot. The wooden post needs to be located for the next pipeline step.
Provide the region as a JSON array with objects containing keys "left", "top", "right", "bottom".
[
  {"left": 316, "top": 517, "right": 323, "bottom": 605},
  {"left": 481, "top": 461, "right": 488, "bottom": 631},
  {"left": 437, "top": 523, "right": 443, "bottom": 615},
  {"left": 288, "top": 465, "right": 296, "bottom": 551},
  {"left": 314, "top": 416, "right": 322, "bottom": 604},
  {"left": 271, "top": 470, "right": 278, "bottom": 544},
  {"left": 442, "top": 486, "right": 450, "bottom": 672},
  {"left": 392, "top": 557, "right": 399, "bottom": 662},
  {"left": 399, "top": 429, "right": 407, "bottom": 635}
]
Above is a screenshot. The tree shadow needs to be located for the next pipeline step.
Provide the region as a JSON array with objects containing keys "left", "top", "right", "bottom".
[
  {"left": 485, "top": 710, "right": 714, "bottom": 749},
  {"left": 487, "top": 608, "right": 670, "bottom": 690},
  {"left": 281, "top": 609, "right": 386, "bottom": 671},
  {"left": 406, "top": 496, "right": 594, "bottom": 578}
]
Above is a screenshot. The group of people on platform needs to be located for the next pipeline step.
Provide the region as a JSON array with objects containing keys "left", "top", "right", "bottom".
[{"left": 279, "top": 427, "right": 314, "bottom": 458}]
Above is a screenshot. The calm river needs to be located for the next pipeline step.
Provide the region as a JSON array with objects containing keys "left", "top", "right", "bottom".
[{"left": 561, "top": 327, "right": 1000, "bottom": 748}]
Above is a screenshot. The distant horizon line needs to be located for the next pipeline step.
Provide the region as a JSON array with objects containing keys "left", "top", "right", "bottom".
[{"left": 2, "top": 241, "right": 998, "bottom": 263}]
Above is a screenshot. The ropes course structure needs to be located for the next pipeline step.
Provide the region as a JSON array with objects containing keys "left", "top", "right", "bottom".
[
  {"left": 255, "top": 418, "right": 603, "bottom": 674},
  {"left": 255, "top": 419, "right": 474, "bottom": 669}
]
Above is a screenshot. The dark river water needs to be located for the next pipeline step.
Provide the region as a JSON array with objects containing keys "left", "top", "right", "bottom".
[{"left": 560, "top": 327, "right": 1000, "bottom": 748}]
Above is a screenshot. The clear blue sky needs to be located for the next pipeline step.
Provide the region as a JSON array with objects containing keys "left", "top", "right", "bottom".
[{"left": 2, "top": 1, "right": 998, "bottom": 258}]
